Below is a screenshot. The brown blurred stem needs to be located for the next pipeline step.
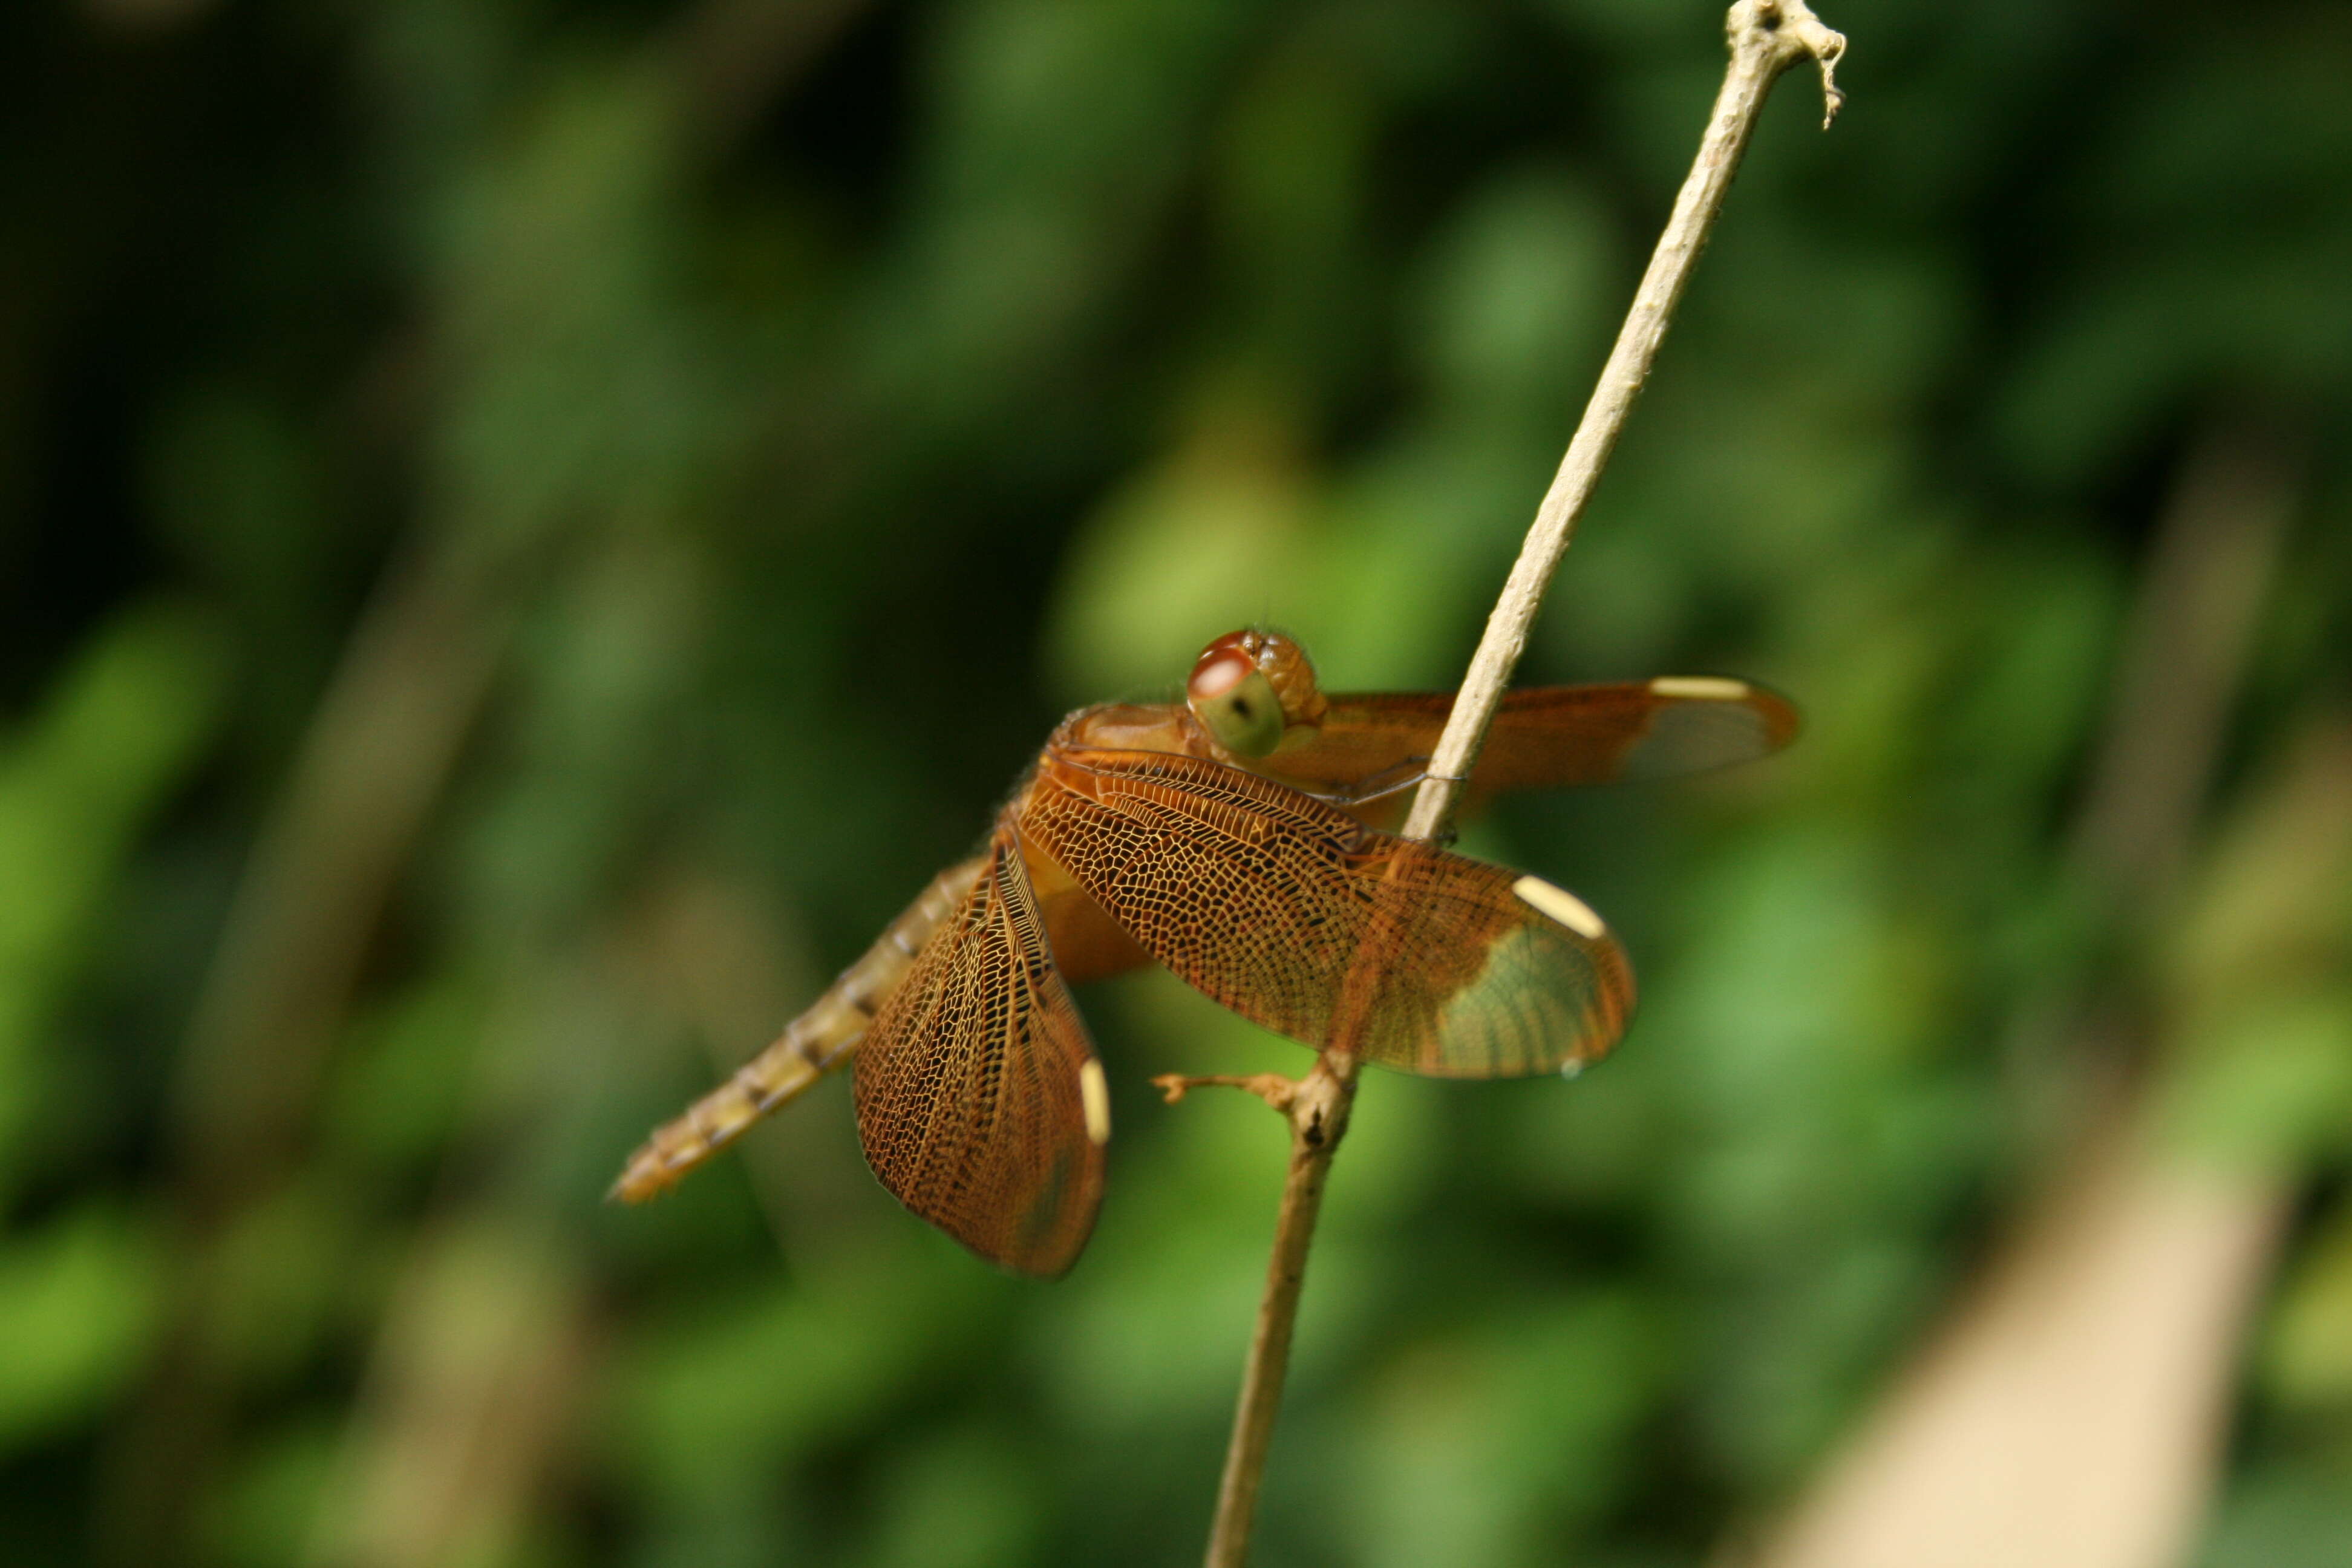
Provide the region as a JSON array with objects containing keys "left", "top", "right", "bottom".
[
  {"left": 172, "top": 538, "right": 511, "bottom": 1208},
  {"left": 1197, "top": 6, "right": 1847, "bottom": 1564},
  {"left": 104, "top": 533, "right": 512, "bottom": 1567},
  {"left": 2069, "top": 426, "right": 2304, "bottom": 904}
]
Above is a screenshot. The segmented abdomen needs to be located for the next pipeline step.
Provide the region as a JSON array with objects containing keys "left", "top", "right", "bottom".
[{"left": 609, "top": 855, "right": 985, "bottom": 1202}]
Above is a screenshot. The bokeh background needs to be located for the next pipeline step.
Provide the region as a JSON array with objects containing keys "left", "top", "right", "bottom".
[{"left": 4, "top": 1, "right": 2350, "bottom": 1564}]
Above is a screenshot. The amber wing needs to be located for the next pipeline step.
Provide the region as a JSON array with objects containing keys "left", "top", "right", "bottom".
[
  {"left": 852, "top": 830, "right": 1108, "bottom": 1276},
  {"left": 1027, "top": 747, "right": 1633, "bottom": 1077},
  {"left": 1274, "top": 681, "right": 1798, "bottom": 800}
]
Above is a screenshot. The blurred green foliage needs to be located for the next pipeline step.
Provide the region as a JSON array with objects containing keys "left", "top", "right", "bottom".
[{"left": 2, "top": 1, "right": 2348, "bottom": 1565}]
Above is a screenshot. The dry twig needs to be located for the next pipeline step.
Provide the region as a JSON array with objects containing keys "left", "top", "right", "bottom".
[{"left": 1196, "top": 6, "right": 1848, "bottom": 1564}]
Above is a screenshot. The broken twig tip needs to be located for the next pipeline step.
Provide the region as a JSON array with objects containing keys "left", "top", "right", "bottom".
[
  {"left": 1738, "top": 0, "right": 1847, "bottom": 130},
  {"left": 1815, "top": 49, "right": 1847, "bottom": 129}
]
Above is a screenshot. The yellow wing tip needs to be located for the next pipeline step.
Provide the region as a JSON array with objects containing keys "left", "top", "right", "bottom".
[
  {"left": 1647, "top": 675, "right": 1751, "bottom": 701},
  {"left": 1079, "top": 1059, "right": 1112, "bottom": 1146},
  {"left": 1512, "top": 874, "right": 1607, "bottom": 939}
]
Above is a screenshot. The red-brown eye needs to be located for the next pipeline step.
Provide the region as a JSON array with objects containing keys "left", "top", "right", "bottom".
[{"left": 1187, "top": 647, "right": 1253, "bottom": 702}]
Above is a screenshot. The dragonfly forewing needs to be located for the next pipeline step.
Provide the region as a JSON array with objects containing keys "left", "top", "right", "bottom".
[{"left": 1026, "top": 744, "right": 1633, "bottom": 1077}]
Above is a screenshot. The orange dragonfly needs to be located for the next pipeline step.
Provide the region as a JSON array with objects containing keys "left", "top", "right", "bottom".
[{"left": 613, "top": 629, "right": 1795, "bottom": 1275}]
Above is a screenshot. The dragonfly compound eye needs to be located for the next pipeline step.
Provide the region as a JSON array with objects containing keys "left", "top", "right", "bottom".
[{"left": 1187, "top": 649, "right": 1285, "bottom": 758}]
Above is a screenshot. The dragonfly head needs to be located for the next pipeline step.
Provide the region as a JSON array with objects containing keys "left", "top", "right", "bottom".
[{"left": 1186, "top": 628, "right": 1328, "bottom": 759}]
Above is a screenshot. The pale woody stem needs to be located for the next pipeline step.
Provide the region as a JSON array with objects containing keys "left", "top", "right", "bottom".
[
  {"left": 1402, "top": 0, "right": 1843, "bottom": 842},
  {"left": 1202, "top": 6, "right": 1847, "bottom": 1566}
]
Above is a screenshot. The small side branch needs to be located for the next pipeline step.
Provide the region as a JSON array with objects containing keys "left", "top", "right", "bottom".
[
  {"left": 1194, "top": 6, "right": 1846, "bottom": 1567},
  {"left": 1154, "top": 1073, "right": 1301, "bottom": 1112}
]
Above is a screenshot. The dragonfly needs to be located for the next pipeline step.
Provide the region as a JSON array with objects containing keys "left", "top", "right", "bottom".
[{"left": 613, "top": 628, "right": 1795, "bottom": 1275}]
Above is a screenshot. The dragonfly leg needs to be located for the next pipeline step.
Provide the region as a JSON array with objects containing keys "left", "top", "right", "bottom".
[
  {"left": 1152, "top": 1072, "right": 1298, "bottom": 1111},
  {"left": 1297, "top": 757, "right": 1429, "bottom": 808}
]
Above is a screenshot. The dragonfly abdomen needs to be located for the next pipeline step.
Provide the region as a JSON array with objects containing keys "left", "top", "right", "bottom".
[{"left": 609, "top": 855, "right": 987, "bottom": 1203}]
